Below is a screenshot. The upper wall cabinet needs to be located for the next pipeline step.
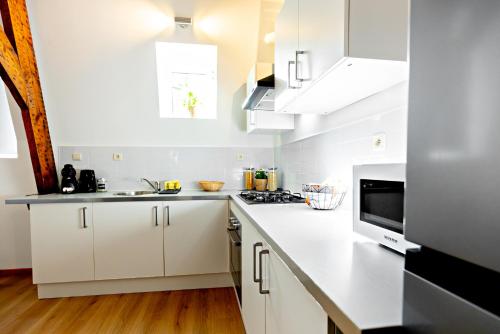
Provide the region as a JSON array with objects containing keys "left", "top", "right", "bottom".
[
  {"left": 275, "top": 0, "right": 409, "bottom": 114},
  {"left": 274, "top": 0, "right": 301, "bottom": 112}
]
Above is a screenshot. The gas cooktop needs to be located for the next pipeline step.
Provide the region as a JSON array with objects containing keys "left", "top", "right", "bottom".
[{"left": 238, "top": 190, "right": 305, "bottom": 205}]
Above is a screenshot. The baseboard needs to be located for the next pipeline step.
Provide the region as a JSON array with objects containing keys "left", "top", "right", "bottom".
[
  {"left": 0, "top": 268, "right": 32, "bottom": 277},
  {"left": 37, "top": 272, "right": 232, "bottom": 299}
]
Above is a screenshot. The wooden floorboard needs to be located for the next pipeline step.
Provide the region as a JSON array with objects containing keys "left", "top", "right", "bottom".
[{"left": 0, "top": 273, "right": 245, "bottom": 334}]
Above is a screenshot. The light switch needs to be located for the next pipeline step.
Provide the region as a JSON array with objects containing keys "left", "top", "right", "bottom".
[
  {"left": 72, "top": 153, "right": 82, "bottom": 161},
  {"left": 113, "top": 153, "right": 123, "bottom": 161}
]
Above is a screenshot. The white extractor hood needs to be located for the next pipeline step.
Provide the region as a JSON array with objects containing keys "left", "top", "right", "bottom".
[{"left": 242, "top": 63, "right": 274, "bottom": 111}]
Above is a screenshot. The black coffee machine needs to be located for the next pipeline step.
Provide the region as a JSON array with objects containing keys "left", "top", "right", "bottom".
[
  {"left": 61, "top": 164, "right": 79, "bottom": 194},
  {"left": 79, "top": 170, "right": 97, "bottom": 193}
]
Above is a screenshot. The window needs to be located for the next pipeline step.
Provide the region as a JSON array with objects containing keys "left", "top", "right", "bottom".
[
  {"left": 0, "top": 82, "right": 17, "bottom": 159},
  {"left": 155, "top": 42, "right": 217, "bottom": 119}
]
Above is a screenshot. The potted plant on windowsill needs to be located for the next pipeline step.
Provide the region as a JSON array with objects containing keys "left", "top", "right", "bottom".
[
  {"left": 183, "top": 91, "right": 199, "bottom": 118},
  {"left": 255, "top": 169, "right": 268, "bottom": 191}
]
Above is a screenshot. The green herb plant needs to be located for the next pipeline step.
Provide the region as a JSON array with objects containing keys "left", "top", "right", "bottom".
[{"left": 255, "top": 169, "right": 268, "bottom": 179}]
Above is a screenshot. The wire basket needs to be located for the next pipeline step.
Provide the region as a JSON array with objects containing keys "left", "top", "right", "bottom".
[{"left": 302, "top": 184, "right": 346, "bottom": 210}]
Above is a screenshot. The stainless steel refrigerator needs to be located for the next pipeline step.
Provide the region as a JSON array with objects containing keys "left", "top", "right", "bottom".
[{"left": 404, "top": 0, "right": 500, "bottom": 332}]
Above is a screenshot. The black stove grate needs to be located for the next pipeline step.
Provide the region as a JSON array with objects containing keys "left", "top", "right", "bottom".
[{"left": 238, "top": 190, "right": 305, "bottom": 205}]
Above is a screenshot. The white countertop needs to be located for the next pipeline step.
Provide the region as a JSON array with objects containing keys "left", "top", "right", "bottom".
[{"left": 230, "top": 195, "right": 404, "bottom": 333}]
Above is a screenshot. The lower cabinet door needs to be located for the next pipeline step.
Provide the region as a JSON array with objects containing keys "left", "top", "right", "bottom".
[
  {"left": 164, "top": 200, "right": 228, "bottom": 276},
  {"left": 30, "top": 204, "right": 94, "bottom": 284},
  {"left": 241, "top": 215, "right": 266, "bottom": 334},
  {"left": 265, "top": 248, "right": 328, "bottom": 334},
  {"left": 93, "top": 202, "right": 164, "bottom": 280}
]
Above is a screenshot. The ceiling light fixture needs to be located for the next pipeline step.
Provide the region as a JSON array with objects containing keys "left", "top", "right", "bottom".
[{"left": 175, "top": 17, "right": 192, "bottom": 29}]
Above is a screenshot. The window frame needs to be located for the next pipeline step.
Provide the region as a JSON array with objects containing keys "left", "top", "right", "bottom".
[{"left": 155, "top": 42, "right": 218, "bottom": 120}]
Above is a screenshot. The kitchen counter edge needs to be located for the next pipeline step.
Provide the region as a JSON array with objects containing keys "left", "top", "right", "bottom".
[{"left": 4, "top": 191, "right": 232, "bottom": 204}]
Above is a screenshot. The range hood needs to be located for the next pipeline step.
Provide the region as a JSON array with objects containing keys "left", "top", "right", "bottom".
[{"left": 242, "top": 63, "right": 274, "bottom": 111}]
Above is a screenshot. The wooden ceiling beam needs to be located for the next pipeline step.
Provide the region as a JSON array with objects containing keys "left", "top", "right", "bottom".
[
  {"left": 0, "top": 28, "right": 27, "bottom": 109},
  {"left": 0, "top": 0, "right": 59, "bottom": 194}
]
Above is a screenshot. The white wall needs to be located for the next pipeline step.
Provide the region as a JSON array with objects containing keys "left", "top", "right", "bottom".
[
  {"left": 27, "top": 0, "right": 274, "bottom": 148},
  {"left": 0, "top": 0, "right": 408, "bottom": 269},
  {"left": 0, "top": 0, "right": 275, "bottom": 269},
  {"left": 275, "top": 83, "right": 408, "bottom": 211},
  {"left": 0, "top": 95, "right": 36, "bottom": 269}
]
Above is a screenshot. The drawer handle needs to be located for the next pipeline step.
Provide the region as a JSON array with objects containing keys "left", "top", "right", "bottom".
[
  {"left": 253, "top": 242, "right": 263, "bottom": 283},
  {"left": 259, "top": 249, "right": 270, "bottom": 294}
]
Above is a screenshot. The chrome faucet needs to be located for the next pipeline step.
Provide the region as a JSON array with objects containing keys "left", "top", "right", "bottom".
[{"left": 141, "top": 178, "right": 160, "bottom": 192}]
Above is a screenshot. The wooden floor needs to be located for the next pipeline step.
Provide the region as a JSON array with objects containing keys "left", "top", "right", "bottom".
[{"left": 0, "top": 273, "right": 245, "bottom": 334}]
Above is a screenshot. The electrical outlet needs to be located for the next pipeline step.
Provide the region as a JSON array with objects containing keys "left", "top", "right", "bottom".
[
  {"left": 113, "top": 153, "right": 123, "bottom": 161},
  {"left": 72, "top": 153, "right": 82, "bottom": 161},
  {"left": 237, "top": 153, "right": 245, "bottom": 161},
  {"left": 372, "top": 133, "right": 386, "bottom": 152}
]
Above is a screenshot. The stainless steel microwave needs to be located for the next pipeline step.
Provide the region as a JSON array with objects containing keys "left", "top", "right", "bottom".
[{"left": 353, "top": 164, "right": 417, "bottom": 254}]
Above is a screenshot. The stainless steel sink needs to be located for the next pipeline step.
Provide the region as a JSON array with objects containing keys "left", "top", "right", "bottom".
[{"left": 113, "top": 191, "right": 157, "bottom": 196}]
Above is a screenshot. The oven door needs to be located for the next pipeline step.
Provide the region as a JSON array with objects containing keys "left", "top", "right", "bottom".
[{"left": 228, "top": 228, "right": 241, "bottom": 305}]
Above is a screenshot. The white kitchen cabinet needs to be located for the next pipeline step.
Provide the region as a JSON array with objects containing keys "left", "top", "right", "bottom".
[
  {"left": 276, "top": 0, "right": 341, "bottom": 111},
  {"left": 164, "top": 200, "right": 228, "bottom": 276},
  {"left": 275, "top": 0, "right": 408, "bottom": 114},
  {"left": 241, "top": 214, "right": 267, "bottom": 334},
  {"left": 264, "top": 248, "right": 328, "bottom": 334},
  {"left": 274, "top": 0, "right": 301, "bottom": 113},
  {"left": 348, "top": 0, "right": 409, "bottom": 61},
  {"left": 93, "top": 202, "right": 164, "bottom": 280},
  {"left": 236, "top": 202, "right": 327, "bottom": 334},
  {"left": 30, "top": 203, "right": 94, "bottom": 284},
  {"left": 247, "top": 109, "right": 294, "bottom": 134},
  {"left": 298, "top": 0, "right": 346, "bottom": 85}
]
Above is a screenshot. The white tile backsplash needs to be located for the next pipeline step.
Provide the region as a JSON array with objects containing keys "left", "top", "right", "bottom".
[
  {"left": 59, "top": 146, "right": 274, "bottom": 191},
  {"left": 275, "top": 86, "right": 408, "bottom": 211}
]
